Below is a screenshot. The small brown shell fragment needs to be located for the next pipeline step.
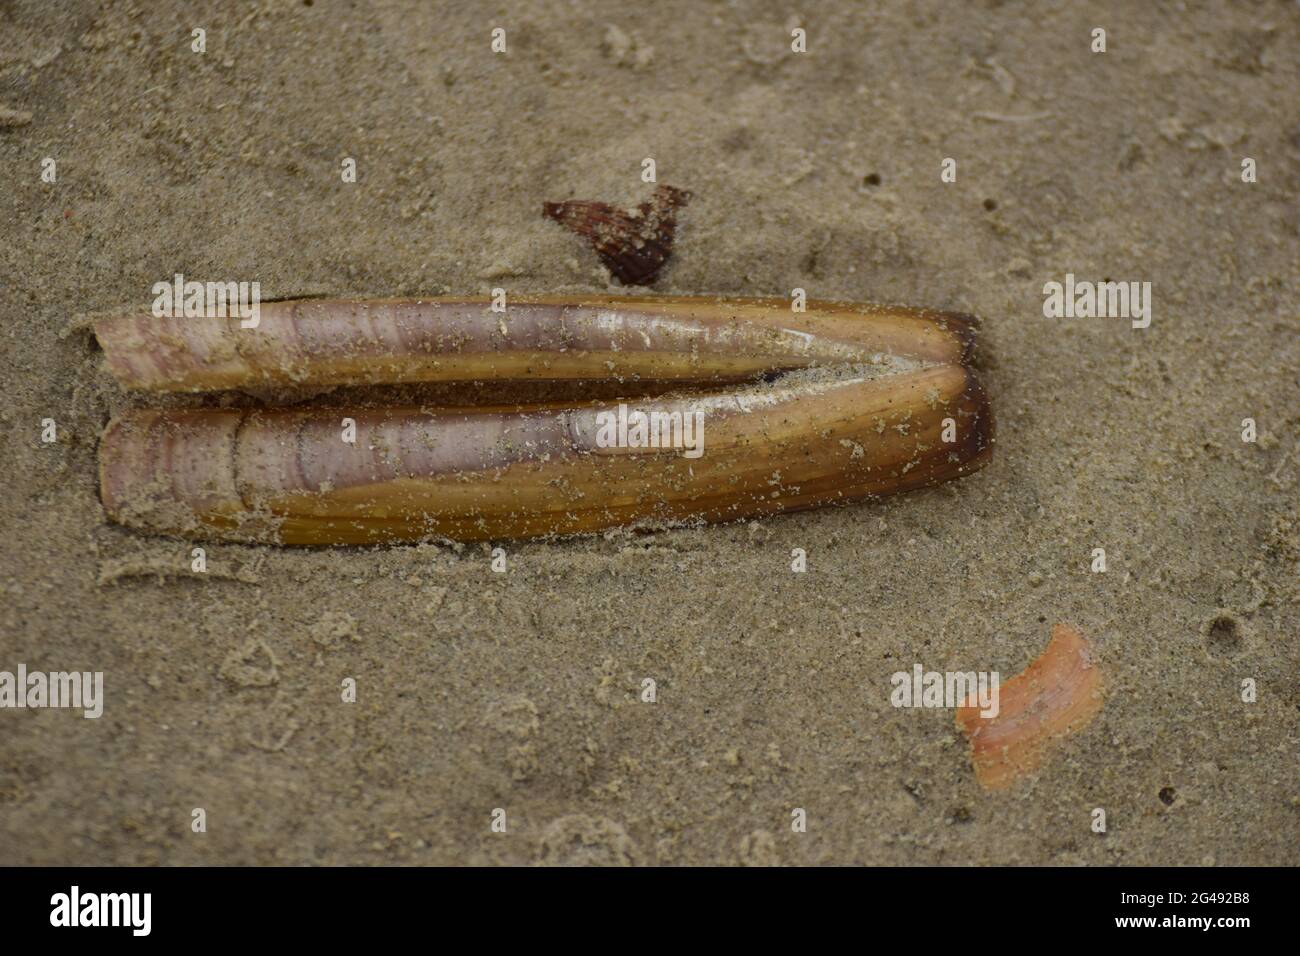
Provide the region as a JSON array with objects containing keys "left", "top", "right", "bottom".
[
  {"left": 955, "top": 623, "right": 1104, "bottom": 790},
  {"left": 543, "top": 184, "right": 690, "bottom": 285}
]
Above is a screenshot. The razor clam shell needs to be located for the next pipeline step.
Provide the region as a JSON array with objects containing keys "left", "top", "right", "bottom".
[
  {"left": 99, "top": 363, "right": 993, "bottom": 545},
  {"left": 93, "top": 296, "right": 978, "bottom": 392}
]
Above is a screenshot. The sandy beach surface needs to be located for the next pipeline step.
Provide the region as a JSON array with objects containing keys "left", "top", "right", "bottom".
[{"left": 0, "top": 0, "right": 1296, "bottom": 865}]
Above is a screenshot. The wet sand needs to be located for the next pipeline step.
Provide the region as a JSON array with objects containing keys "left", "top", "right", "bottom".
[{"left": 0, "top": 1, "right": 1296, "bottom": 864}]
